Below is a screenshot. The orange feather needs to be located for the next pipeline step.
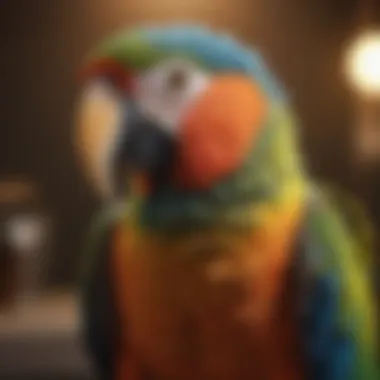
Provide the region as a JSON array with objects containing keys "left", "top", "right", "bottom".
[
  {"left": 111, "top": 197, "right": 306, "bottom": 380},
  {"left": 175, "top": 75, "right": 267, "bottom": 190}
]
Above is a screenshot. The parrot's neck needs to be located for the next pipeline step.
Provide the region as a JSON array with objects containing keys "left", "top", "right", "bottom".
[{"left": 132, "top": 178, "right": 307, "bottom": 233}]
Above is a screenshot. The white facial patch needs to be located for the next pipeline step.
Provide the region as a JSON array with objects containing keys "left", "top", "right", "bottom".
[{"left": 134, "top": 58, "right": 211, "bottom": 135}]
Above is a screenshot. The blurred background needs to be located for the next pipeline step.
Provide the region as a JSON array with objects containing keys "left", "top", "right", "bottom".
[{"left": 1, "top": 0, "right": 380, "bottom": 378}]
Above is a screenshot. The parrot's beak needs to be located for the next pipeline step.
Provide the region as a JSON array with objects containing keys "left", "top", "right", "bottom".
[
  {"left": 113, "top": 106, "right": 176, "bottom": 196},
  {"left": 75, "top": 80, "right": 175, "bottom": 199},
  {"left": 75, "top": 80, "right": 125, "bottom": 198}
]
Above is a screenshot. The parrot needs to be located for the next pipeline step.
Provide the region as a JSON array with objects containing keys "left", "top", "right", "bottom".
[{"left": 75, "top": 25, "right": 379, "bottom": 380}]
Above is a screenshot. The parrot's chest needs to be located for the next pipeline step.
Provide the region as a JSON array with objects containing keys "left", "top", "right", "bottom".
[{"left": 113, "top": 228, "right": 304, "bottom": 380}]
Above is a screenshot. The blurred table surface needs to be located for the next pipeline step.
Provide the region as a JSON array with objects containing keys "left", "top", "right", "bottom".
[{"left": 0, "top": 292, "right": 94, "bottom": 379}]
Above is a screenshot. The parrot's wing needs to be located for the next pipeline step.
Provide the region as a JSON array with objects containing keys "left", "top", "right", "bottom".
[
  {"left": 300, "top": 188, "right": 379, "bottom": 380},
  {"left": 79, "top": 202, "right": 127, "bottom": 380}
]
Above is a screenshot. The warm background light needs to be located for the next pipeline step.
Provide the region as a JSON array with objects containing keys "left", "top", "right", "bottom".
[{"left": 346, "top": 31, "right": 380, "bottom": 96}]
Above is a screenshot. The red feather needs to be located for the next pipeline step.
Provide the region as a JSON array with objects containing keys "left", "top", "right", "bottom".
[{"left": 79, "top": 57, "right": 134, "bottom": 91}]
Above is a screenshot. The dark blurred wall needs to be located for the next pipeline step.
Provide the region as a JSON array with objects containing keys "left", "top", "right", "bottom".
[{"left": 0, "top": 0, "right": 366, "bottom": 284}]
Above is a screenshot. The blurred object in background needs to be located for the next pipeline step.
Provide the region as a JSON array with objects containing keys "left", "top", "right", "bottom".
[
  {"left": 345, "top": 0, "right": 380, "bottom": 164},
  {"left": 5, "top": 213, "right": 50, "bottom": 307},
  {"left": 0, "top": 179, "right": 53, "bottom": 313},
  {"left": 0, "top": 291, "right": 94, "bottom": 379},
  {"left": 346, "top": 31, "right": 380, "bottom": 163},
  {"left": 346, "top": 31, "right": 380, "bottom": 97},
  {"left": 0, "top": 180, "right": 93, "bottom": 379}
]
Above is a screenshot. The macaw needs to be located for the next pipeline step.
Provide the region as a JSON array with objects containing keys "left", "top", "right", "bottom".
[{"left": 75, "top": 25, "right": 379, "bottom": 380}]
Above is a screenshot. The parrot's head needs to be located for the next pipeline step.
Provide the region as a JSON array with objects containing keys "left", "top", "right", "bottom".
[{"left": 76, "top": 26, "right": 306, "bottom": 227}]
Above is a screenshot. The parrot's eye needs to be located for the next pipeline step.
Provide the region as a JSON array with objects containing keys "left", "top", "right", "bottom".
[
  {"left": 166, "top": 68, "right": 188, "bottom": 91},
  {"left": 134, "top": 59, "right": 210, "bottom": 135}
]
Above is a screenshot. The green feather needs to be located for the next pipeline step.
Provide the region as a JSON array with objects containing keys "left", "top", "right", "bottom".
[
  {"left": 319, "top": 184, "right": 375, "bottom": 270},
  {"left": 306, "top": 191, "right": 379, "bottom": 379},
  {"left": 87, "top": 31, "right": 203, "bottom": 71}
]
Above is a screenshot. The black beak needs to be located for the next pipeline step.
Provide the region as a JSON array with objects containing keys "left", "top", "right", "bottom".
[{"left": 113, "top": 108, "right": 175, "bottom": 196}]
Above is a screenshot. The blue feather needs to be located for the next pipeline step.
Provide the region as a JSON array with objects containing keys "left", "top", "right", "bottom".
[
  {"left": 300, "top": 274, "right": 356, "bottom": 380},
  {"left": 139, "top": 25, "right": 287, "bottom": 102}
]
